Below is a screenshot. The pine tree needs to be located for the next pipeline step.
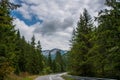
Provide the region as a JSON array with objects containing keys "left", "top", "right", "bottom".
[
  {"left": 14, "top": 30, "right": 21, "bottom": 74},
  {"left": 55, "top": 51, "right": 64, "bottom": 72},
  {"left": 28, "top": 35, "right": 38, "bottom": 74},
  {"left": 31, "top": 35, "right": 35, "bottom": 47},
  {"left": 47, "top": 52, "right": 53, "bottom": 73},
  {"left": 0, "top": 0, "right": 19, "bottom": 79},
  {"left": 36, "top": 40, "right": 43, "bottom": 74},
  {"left": 94, "top": 0, "right": 120, "bottom": 78},
  {"left": 69, "top": 9, "right": 94, "bottom": 76},
  {"left": 52, "top": 59, "right": 57, "bottom": 73}
]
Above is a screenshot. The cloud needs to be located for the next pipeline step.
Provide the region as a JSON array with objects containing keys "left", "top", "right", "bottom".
[
  {"left": 12, "top": 0, "right": 106, "bottom": 50},
  {"left": 87, "top": 0, "right": 106, "bottom": 12},
  {"left": 14, "top": 18, "right": 35, "bottom": 40},
  {"left": 17, "top": 3, "right": 33, "bottom": 20},
  {"left": 13, "top": 18, "right": 72, "bottom": 50},
  {"left": 34, "top": 16, "right": 74, "bottom": 36}
]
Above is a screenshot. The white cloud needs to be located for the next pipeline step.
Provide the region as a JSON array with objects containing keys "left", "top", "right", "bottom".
[
  {"left": 17, "top": 3, "right": 32, "bottom": 19},
  {"left": 14, "top": 18, "right": 35, "bottom": 40},
  {"left": 12, "top": 0, "right": 106, "bottom": 50},
  {"left": 13, "top": 18, "right": 71, "bottom": 50}
]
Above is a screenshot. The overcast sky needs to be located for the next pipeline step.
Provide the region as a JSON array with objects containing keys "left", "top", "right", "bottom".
[{"left": 10, "top": 0, "right": 106, "bottom": 50}]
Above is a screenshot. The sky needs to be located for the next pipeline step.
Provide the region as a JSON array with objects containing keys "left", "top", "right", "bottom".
[{"left": 10, "top": 0, "right": 106, "bottom": 50}]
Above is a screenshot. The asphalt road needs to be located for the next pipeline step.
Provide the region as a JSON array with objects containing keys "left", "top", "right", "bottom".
[
  {"left": 35, "top": 73, "right": 117, "bottom": 80},
  {"left": 35, "top": 73, "right": 66, "bottom": 80},
  {"left": 66, "top": 75, "right": 117, "bottom": 80}
]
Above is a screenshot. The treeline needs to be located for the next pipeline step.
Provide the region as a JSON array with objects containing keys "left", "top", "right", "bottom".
[
  {"left": 0, "top": 0, "right": 67, "bottom": 79},
  {"left": 43, "top": 51, "right": 67, "bottom": 74},
  {"left": 0, "top": 0, "right": 43, "bottom": 79},
  {"left": 14, "top": 34, "right": 44, "bottom": 75},
  {"left": 68, "top": 0, "right": 120, "bottom": 79}
]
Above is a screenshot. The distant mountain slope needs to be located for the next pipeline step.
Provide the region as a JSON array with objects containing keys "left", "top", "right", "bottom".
[{"left": 42, "top": 48, "right": 68, "bottom": 57}]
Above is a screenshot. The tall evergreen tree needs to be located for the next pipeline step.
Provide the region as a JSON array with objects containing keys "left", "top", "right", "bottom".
[
  {"left": 47, "top": 52, "right": 53, "bottom": 72},
  {"left": 94, "top": 0, "right": 120, "bottom": 78},
  {"left": 69, "top": 9, "right": 94, "bottom": 76},
  {"left": 36, "top": 40, "right": 43, "bottom": 74},
  {"left": 31, "top": 35, "right": 35, "bottom": 47},
  {"left": 55, "top": 51, "right": 64, "bottom": 72},
  {"left": 0, "top": 0, "right": 19, "bottom": 79},
  {"left": 0, "top": 0, "right": 48, "bottom": 78}
]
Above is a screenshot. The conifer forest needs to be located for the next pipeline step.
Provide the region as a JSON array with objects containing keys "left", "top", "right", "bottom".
[{"left": 0, "top": 0, "right": 120, "bottom": 80}]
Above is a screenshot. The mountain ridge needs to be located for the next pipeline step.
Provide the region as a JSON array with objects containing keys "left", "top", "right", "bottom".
[{"left": 42, "top": 48, "right": 68, "bottom": 56}]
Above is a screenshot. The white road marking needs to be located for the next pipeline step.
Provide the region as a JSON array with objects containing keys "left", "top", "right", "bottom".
[{"left": 49, "top": 76, "right": 52, "bottom": 80}]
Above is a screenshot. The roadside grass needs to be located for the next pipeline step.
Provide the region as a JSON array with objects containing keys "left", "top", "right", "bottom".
[
  {"left": 61, "top": 75, "right": 75, "bottom": 80},
  {"left": 22, "top": 75, "right": 37, "bottom": 80},
  {"left": 5, "top": 73, "right": 38, "bottom": 80}
]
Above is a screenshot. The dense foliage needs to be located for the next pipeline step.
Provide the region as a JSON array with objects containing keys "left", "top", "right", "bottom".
[
  {"left": 0, "top": 0, "right": 43, "bottom": 79},
  {"left": 0, "top": 1, "right": 67, "bottom": 79},
  {"left": 44, "top": 50, "right": 67, "bottom": 74},
  {"left": 68, "top": 9, "right": 94, "bottom": 76},
  {"left": 1, "top": 0, "right": 120, "bottom": 80},
  {"left": 68, "top": 0, "right": 120, "bottom": 79}
]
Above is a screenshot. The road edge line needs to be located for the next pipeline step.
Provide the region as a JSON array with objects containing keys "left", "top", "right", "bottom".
[{"left": 49, "top": 76, "right": 52, "bottom": 80}]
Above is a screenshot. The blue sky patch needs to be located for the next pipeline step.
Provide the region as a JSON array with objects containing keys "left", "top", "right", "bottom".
[{"left": 11, "top": 11, "right": 43, "bottom": 26}]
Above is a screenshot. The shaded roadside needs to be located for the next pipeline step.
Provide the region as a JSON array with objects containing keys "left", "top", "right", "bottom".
[{"left": 62, "top": 75, "right": 117, "bottom": 80}]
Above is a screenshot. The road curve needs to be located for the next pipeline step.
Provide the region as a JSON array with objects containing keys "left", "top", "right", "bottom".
[{"left": 35, "top": 73, "right": 66, "bottom": 80}]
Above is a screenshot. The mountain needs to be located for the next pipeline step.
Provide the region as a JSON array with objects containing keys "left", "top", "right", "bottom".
[{"left": 42, "top": 48, "right": 68, "bottom": 57}]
